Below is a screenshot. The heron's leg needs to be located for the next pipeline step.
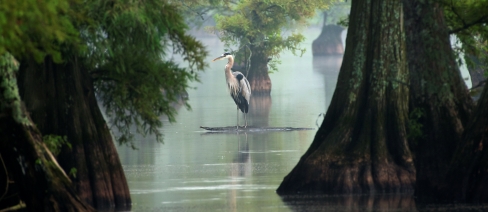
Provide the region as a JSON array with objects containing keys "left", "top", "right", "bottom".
[
  {"left": 236, "top": 106, "right": 239, "bottom": 129},
  {"left": 244, "top": 113, "right": 247, "bottom": 128}
]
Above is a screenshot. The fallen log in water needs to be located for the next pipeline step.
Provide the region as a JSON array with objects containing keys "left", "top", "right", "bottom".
[{"left": 200, "top": 126, "right": 315, "bottom": 133}]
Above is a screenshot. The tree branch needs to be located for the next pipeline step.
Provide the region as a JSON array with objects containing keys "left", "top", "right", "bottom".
[
  {"left": 449, "top": 15, "right": 488, "bottom": 34},
  {"left": 469, "top": 79, "right": 487, "bottom": 90}
]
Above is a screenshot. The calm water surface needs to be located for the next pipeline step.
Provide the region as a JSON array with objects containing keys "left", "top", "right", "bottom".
[{"left": 115, "top": 28, "right": 418, "bottom": 211}]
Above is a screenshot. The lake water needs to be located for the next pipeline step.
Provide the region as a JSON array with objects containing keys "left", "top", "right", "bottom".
[{"left": 115, "top": 27, "right": 419, "bottom": 211}]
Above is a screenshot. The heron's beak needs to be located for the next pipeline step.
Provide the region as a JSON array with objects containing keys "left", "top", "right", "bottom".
[{"left": 212, "top": 56, "right": 225, "bottom": 62}]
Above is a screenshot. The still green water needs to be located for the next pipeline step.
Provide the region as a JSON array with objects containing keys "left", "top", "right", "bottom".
[{"left": 115, "top": 28, "right": 419, "bottom": 211}]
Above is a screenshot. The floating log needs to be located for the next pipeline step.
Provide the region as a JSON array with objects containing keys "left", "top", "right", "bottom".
[{"left": 200, "top": 126, "right": 315, "bottom": 133}]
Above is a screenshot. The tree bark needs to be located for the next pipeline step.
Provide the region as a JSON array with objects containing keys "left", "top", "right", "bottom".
[
  {"left": 247, "top": 46, "right": 272, "bottom": 95},
  {"left": 444, "top": 83, "right": 488, "bottom": 202},
  {"left": 17, "top": 56, "right": 131, "bottom": 210},
  {"left": 403, "top": 0, "right": 474, "bottom": 201},
  {"left": 277, "top": 0, "right": 415, "bottom": 194},
  {"left": 0, "top": 53, "right": 95, "bottom": 211}
]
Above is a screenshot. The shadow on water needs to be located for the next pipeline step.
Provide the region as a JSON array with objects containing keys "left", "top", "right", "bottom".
[{"left": 280, "top": 193, "right": 416, "bottom": 212}]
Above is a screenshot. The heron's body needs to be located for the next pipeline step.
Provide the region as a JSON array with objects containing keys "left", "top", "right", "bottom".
[{"left": 213, "top": 52, "right": 251, "bottom": 128}]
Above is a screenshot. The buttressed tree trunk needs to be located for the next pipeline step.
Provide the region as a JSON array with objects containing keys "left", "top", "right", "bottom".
[
  {"left": 17, "top": 56, "right": 131, "bottom": 209},
  {"left": 247, "top": 46, "right": 271, "bottom": 95},
  {"left": 445, "top": 81, "right": 488, "bottom": 203},
  {"left": 277, "top": 0, "right": 415, "bottom": 194},
  {"left": 403, "top": 0, "right": 474, "bottom": 201},
  {"left": 0, "top": 53, "right": 95, "bottom": 211}
]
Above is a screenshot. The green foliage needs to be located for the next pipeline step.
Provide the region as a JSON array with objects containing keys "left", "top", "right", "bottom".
[
  {"left": 1, "top": 0, "right": 208, "bottom": 145},
  {"left": 337, "top": 15, "right": 349, "bottom": 28},
  {"left": 43, "top": 134, "right": 71, "bottom": 156},
  {"left": 0, "top": 53, "right": 29, "bottom": 125},
  {"left": 0, "top": 0, "right": 81, "bottom": 62},
  {"left": 407, "top": 108, "right": 425, "bottom": 140},
  {"left": 210, "top": 0, "right": 338, "bottom": 71},
  {"left": 171, "top": 0, "right": 230, "bottom": 27},
  {"left": 79, "top": 0, "right": 208, "bottom": 144},
  {"left": 69, "top": 167, "right": 77, "bottom": 178},
  {"left": 442, "top": 0, "right": 488, "bottom": 77}
]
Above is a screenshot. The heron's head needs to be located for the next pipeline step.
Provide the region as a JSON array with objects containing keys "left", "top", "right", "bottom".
[{"left": 212, "top": 52, "right": 232, "bottom": 62}]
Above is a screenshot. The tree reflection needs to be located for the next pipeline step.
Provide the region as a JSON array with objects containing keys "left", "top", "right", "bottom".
[
  {"left": 249, "top": 95, "right": 272, "bottom": 127},
  {"left": 313, "top": 55, "right": 342, "bottom": 110},
  {"left": 281, "top": 193, "right": 416, "bottom": 211}
]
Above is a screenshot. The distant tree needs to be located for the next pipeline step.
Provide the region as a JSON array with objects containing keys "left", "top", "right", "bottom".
[
  {"left": 312, "top": 2, "right": 350, "bottom": 56},
  {"left": 211, "top": 0, "right": 338, "bottom": 95}
]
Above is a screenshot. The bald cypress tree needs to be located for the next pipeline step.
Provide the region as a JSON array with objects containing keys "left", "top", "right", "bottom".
[
  {"left": 408, "top": 1, "right": 488, "bottom": 202},
  {"left": 403, "top": 0, "right": 474, "bottom": 200},
  {"left": 0, "top": 53, "right": 95, "bottom": 211},
  {"left": 2, "top": 0, "right": 207, "bottom": 210},
  {"left": 277, "top": 0, "right": 415, "bottom": 194}
]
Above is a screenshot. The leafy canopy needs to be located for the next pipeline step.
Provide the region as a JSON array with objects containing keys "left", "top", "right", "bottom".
[
  {"left": 211, "top": 0, "right": 339, "bottom": 69},
  {"left": 441, "top": 0, "right": 488, "bottom": 77},
  {"left": 79, "top": 0, "right": 208, "bottom": 145},
  {"left": 1, "top": 0, "right": 208, "bottom": 145},
  {"left": 0, "top": 0, "right": 81, "bottom": 62}
]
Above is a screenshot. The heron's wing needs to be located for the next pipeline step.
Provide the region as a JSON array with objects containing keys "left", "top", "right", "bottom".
[
  {"left": 239, "top": 76, "right": 251, "bottom": 102},
  {"left": 233, "top": 72, "right": 251, "bottom": 97}
]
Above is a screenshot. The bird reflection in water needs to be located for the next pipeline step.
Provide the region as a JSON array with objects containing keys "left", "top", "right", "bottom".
[{"left": 227, "top": 133, "right": 251, "bottom": 211}]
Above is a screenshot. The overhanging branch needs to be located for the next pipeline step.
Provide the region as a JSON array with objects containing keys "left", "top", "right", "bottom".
[{"left": 449, "top": 15, "right": 488, "bottom": 34}]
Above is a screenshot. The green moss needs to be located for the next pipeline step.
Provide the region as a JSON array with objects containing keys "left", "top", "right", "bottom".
[{"left": 0, "top": 53, "right": 30, "bottom": 125}]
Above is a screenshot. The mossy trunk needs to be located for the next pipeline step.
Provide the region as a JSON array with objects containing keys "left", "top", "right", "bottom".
[
  {"left": 247, "top": 46, "right": 271, "bottom": 95},
  {"left": 277, "top": 0, "right": 415, "bottom": 194},
  {"left": 403, "top": 0, "right": 474, "bottom": 201},
  {"left": 17, "top": 56, "right": 131, "bottom": 210},
  {"left": 0, "top": 53, "right": 95, "bottom": 211}
]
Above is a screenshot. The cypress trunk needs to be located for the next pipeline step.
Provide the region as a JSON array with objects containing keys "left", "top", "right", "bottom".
[
  {"left": 247, "top": 46, "right": 271, "bottom": 95},
  {"left": 0, "top": 53, "right": 95, "bottom": 211},
  {"left": 445, "top": 83, "right": 488, "bottom": 202},
  {"left": 312, "top": 12, "right": 345, "bottom": 56},
  {"left": 17, "top": 56, "right": 131, "bottom": 209},
  {"left": 277, "top": 0, "right": 415, "bottom": 194},
  {"left": 403, "top": 0, "right": 474, "bottom": 201}
]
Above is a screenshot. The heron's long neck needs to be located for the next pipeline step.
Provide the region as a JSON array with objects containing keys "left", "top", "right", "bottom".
[
  {"left": 225, "top": 56, "right": 234, "bottom": 71},
  {"left": 225, "top": 56, "right": 234, "bottom": 77}
]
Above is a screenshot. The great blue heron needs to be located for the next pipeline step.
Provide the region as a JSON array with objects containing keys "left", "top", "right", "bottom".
[{"left": 212, "top": 52, "right": 251, "bottom": 128}]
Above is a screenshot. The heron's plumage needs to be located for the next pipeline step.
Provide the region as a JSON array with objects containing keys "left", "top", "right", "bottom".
[
  {"left": 213, "top": 52, "right": 251, "bottom": 127},
  {"left": 229, "top": 71, "right": 251, "bottom": 113}
]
